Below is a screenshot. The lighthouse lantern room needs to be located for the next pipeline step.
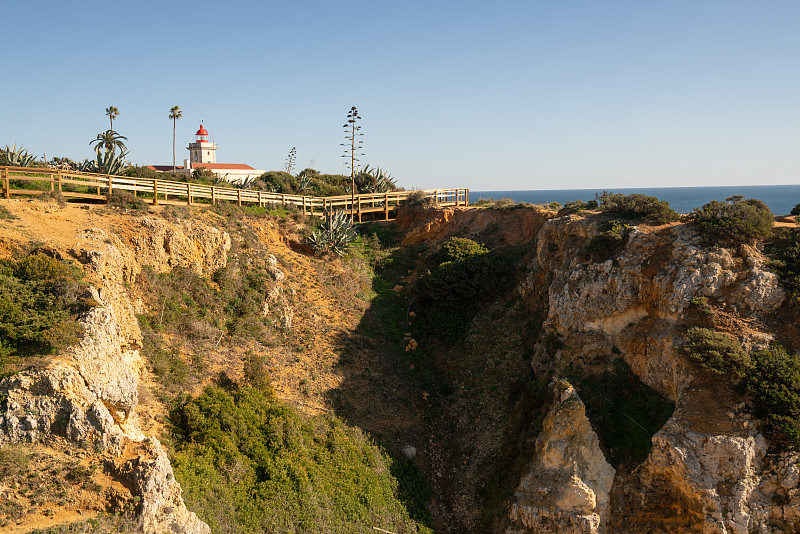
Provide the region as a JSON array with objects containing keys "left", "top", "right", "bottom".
[{"left": 188, "top": 123, "right": 217, "bottom": 164}]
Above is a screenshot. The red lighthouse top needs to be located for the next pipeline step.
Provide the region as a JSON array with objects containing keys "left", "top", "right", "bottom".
[{"left": 195, "top": 123, "right": 209, "bottom": 141}]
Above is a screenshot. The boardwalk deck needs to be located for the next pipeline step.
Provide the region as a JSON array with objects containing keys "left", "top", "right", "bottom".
[{"left": 0, "top": 166, "right": 468, "bottom": 221}]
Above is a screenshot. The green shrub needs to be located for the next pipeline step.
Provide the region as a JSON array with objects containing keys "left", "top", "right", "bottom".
[
  {"left": 679, "top": 327, "right": 750, "bottom": 376},
  {"left": 402, "top": 190, "right": 434, "bottom": 208},
  {"left": 791, "top": 204, "right": 800, "bottom": 216},
  {"left": 746, "top": 344, "right": 800, "bottom": 449},
  {"left": 108, "top": 190, "right": 148, "bottom": 211},
  {"left": 415, "top": 238, "right": 511, "bottom": 343},
  {"left": 440, "top": 236, "right": 489, "bottom": 262},
  {"left": 474, "top": 197, "right": 514, "bottom": 208},
  {"left": 170, "top": 385, "right": 432, "bottom": 534},
  {"left": 251, "top": 170, "right": 354, "bottom": 197},
  {"left": 767, "top": 228, "right": 800, "bottom": 302},
  {"left": 583, "top": 219, "right": 631, "bottom": 263},
  {"left": 560, "top": 199, "right": 598, "bottom": 214},
  {"left": 0, "top": 253, "right": 87, "bottom": 364},
  {"left": 596, "top": 191, "right": 680, "bottom": 224},
  {"left": 690, "top": 197, "right": 773, "bottom": 246}
]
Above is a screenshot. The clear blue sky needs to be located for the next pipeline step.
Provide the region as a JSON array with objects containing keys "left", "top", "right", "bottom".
[{"left": 3, "top": 1, "right": 799, "bottom": 191}]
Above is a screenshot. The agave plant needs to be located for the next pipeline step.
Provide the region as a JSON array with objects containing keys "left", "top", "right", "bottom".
[
  {"left": 0, "top": 144, "right": 38, "bottom": 167},
  {"left": 80, "top": 147, "right": 128, "bottom": 175},
  {"left": 297, "top": 173, "right": 313, "bottom": 194},
  {"left": 356, "top": 165, "right": 396, "bottom": 194},
  {"left": 309, "top": 210, "right": 357, "bottom": 256}
]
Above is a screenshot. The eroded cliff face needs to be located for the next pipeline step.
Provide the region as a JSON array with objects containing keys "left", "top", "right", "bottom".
[
  {"left": 508, "top": 212, "right": 799, "bottom": 533},
  {"left": 0, "top": 214, "right": 229, "bottom": 533},
  {"left": 3, "top": 201, "right": 799, "bottom": 533}
]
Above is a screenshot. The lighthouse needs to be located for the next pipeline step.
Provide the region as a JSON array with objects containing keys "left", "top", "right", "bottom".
[
  {"left": 149, "top": 122, "right": 265, "bottom": 184},
  {"left": 187, "top": 123, "right": 217, "bottom": 164}
]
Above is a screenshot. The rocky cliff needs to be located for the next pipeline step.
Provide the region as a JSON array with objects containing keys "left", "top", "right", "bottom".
[
  {"left": 506, "top": 211, "right": 798, "bottom": 533},
  {"left": 397, "top": 204, "right": 800, "bottom": 533},
  {"left": 0, "top": 209, "right": 229, "bottom": 533},
  {"left": 2, "top": 199, "right": 800, "bottom": 533}
]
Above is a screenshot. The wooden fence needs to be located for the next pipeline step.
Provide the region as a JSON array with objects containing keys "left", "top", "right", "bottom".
[{"left": 0, "top": 166, "right": 469, "bottom": 221}]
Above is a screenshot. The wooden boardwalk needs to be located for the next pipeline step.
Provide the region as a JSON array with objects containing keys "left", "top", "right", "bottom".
[{"left": 0, "top": 166, "right": 469, "bottom": 221}]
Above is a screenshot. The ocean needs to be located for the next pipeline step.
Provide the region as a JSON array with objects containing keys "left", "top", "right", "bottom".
[{"left": 472, "top": 184, "right": 800, "bottom": 215}]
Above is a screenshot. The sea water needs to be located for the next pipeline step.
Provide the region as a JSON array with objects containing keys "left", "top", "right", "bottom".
[{"left": 472, "top": 184, "right": 800, "bottom": 215}]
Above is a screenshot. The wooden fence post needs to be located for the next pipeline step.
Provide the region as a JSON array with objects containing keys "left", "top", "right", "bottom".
[
  {"left": 57, "top": 170, "right": 63, "bottom": 193},
  {"left": 384, "top": 192, "right": 389, "bottom": 220},
  {"left": 237, "top": 189, "right": 241, "bottom": 206},
  {"left": 211, "top": 186, "right": 216, "bottom": 205},
  {"left": 107, "top": 176, "right": 113, "bottom": 203},
  {"left": 258, "top": 191, "right": 262, "bottom": 207},
  {"left": 153, "top": 180, "right": 159, "bottom": 205},
  {"left": 186, "top": 182, "right": 192, "bottom": 205},
  {"left": 2, "top": 168, "right": 9, "bottom": 199},
  {"left": 302, "top": 196, "right": 307, "bottom": 215}
]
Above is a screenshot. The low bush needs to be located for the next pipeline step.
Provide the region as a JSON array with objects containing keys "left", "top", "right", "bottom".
[
  {"left": 169, "top": 384, "right": 432, "bottom": 534},
  {"left": 414, "top": 237, "right": 511, "bottom": 343},
  {"left": 791, "top": 204, "right": 800, "bottom": 216},
  {"left": 560, "top": 199, "right": 599, "bottom": 214},
  {"left": 38, "top": 190, "right": 66, "bottom": 207},
  {"left": 690, "top": 197, "right": 773, "bottom": 246},
  {"left": 108, "top": 190, "right": 148, "bottom": 211},
  {"left": 402, "top": 190, "right": 435, "bottom": 208},
  {"left": 747, "top": 344, "right": 800, "bottom": 449},
  {"left": 0, "top": 253, "right": 88, "bottom": 368},
  {"left": 679, "top": 327, "right": 750, "bottom": 376},
  {"left": 596, "top": 191, "right": 680, "bottom": 224},
  {"left": 474, "top": 197, "right": 514, "bottom": 208},
  {"left": 767, "top": 228, "right": 800, "bottom": 302},
  {"left": 136, "top": 259, "right": 281, "bottom": 393},
  {"left": 440, "top": 236, "right": 489, "bottom": 262},
  {"left": 583, "top": 220, "right": 631, "bottom": 263}
]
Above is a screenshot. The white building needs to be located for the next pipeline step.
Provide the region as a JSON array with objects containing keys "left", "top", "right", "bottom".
[{"left": 149, "top": 123, "right": 265, "bottom": 184}]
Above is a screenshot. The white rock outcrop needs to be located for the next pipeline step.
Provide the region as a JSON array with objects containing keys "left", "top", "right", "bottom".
[{"left": 508, "top": 382, "right": 615, "bottom": 533}]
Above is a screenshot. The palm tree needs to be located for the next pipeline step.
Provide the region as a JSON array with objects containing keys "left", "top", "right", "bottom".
[
  {"left": 90, "top": 130, "right": 128, "bottom": 155},
  {"left": 169, "top": 106, "right": 183, "bottom": 173},
  {"left": 105, "top": 106, "right": 120, "bottom": 130}
]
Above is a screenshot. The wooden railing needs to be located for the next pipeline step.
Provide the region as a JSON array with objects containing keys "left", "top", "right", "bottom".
[{"left": 0, "top": 166, "right": 469, "bottom": 221}]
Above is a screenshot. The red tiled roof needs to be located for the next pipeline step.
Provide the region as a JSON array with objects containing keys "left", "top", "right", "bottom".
[
  {"left": 147, "top": 165, "right": 185, "bottom": 171},
  {"left": 192, "top": 163, "right": 256, "bottom": 171}
]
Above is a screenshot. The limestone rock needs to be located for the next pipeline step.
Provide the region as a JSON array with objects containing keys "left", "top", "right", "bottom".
[
  {"left": 113, "top": 438, "right": 210, "bottom": 534},
  {"left": 508, "top": 382, "right": 615, "bottom": 533},
  {"left": 129, "top": 217, "right": 231, "bottom": 275},
  {"left": 0, "top": 218, "right": 219, "bottom": 533}
]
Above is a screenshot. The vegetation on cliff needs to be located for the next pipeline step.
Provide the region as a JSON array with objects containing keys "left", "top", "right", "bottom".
[
  {"left": 680, "top": 327, "right": 800, "bottom": 449},
  {"left": 596, "top": 191, "right": 680, "bottom": 224},
  {"left": 0, "top": 252, "right": 89, "bottom": 374},
  {"left": 414, "top": 236, "right": 514, "bottom": 343},
  {"left": 691, "top": 196, "right": 774, "bottom": 245},
  {"left": 768, "top": 227, "right": 800, "bottom": 302},
  {"left": 170, "top": 381, "right": 431, "bottom": 534},
  {"left": 129, "top": 207, "right": 433, "bottom": 532}
]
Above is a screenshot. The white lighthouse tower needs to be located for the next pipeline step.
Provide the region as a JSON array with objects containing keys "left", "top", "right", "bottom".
[{"left": 187, "top": 123, "right": 217, "bottom": 164}]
